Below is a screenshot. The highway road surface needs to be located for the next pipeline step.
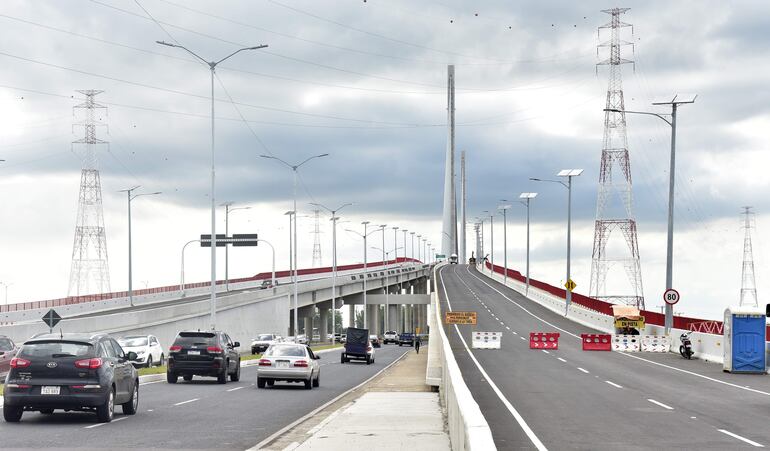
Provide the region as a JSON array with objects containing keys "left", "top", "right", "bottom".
[
  {"left": 439, "top": 264, "right": 770, "bottom": 450},
  {"left": 0, "top": 346, "right": 408, "bottom": 450}
]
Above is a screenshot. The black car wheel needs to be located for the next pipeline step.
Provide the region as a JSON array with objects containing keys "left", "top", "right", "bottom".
[
  {"left": 167, "top": 371, "right": 178, "bottom": 384},
  {"left": 304, "top": 375, "right": 312, "bottom": 390},
  {"left": 96, "top": 388, "right": 115, "bottom": 423},
  {"left": 257, "top": 377, "right": 266, "bottom": 388},
  {"left": 313, "top": 371, "right": 320, "bottom": 387},
  {"left": 122, "top": 381, "right": 139, "bottom": 415},
  {"left": 340, "top": 354, "right": 345, "bottom": 364},
  {"left": 3, "top": 405, "right": 23, "bottom": 422},
  {"left": 230, "top": 359, "right": 241, "bottom": 382},
  {"left": 146, "top": 355, "right": 153, "bottom": 368},
  {"left": 217, "top": 365, "right": 228, "bottom": 384},
  {"left": 159, "top": 354, "right": 165, "bottom": 366}
]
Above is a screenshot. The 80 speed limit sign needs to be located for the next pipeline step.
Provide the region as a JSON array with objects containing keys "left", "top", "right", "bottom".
[{"left": 663, "top": 288, "right": 680, "bottom": 305}]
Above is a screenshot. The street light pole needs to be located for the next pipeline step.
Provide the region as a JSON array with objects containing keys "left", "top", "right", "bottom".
[
  {"left": 284, "top": 210, "right": 295, "bottom": 336},
  {"left": 310, "top": 202, "right": 353, "bottom": 341},
  {"left": 180, "top": 239, "right": 202, "bottom": 296},
  {"left": 119, "top": 186, "right": 161, "bottom": 307},
  {"left": 262, "top": 154, "right": 329, "bottom": 342},
  {"left": 410, "top": 232, "right": 415, "bottom": 260},
  {"left": 157, "top": 40, "right": 267, "bottom": 330},
  {"left": 607, "top": 93, "right": 696, "bottom": 333},
  {"left": 519, "top": 193, "right": 538, "bottom": 295},
  {"left": 346, "top": 223, "right": 378, "bottom": 329},
  {"left": 257, "top": 239, "right": 276, "bottom": 288},
  {"left": 221, "top": 202, "right": 251, "bottom": 292},
  {"left": 531, "top": 169, "right": 583, "bottom": 314},
  {"left": 498, "top": 202, "right": 511, "bottom": 285}
]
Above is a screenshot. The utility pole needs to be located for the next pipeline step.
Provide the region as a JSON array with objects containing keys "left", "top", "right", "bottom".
[
  {"left": 459, "top": 150, "right": 466, "bottom": 262},
  {"left": 740, "top": 207, "right": 758, "bottom": 307},
  {"left": 441, "top": 65, "right": 457, "bottom": 257}
]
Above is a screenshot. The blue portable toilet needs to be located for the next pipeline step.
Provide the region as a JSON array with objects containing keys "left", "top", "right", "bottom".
[{"left": 723, "top": 306, "right": 767, "bottom": 373}]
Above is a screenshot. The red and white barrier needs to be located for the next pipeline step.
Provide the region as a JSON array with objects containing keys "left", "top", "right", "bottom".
[
  {"left": 612, "top": 334, "right": 641, "bottom": 352},
  {"left": 641, "top": 335, "right": 670, "bottom": 352},
  {"left": 529, "top": 332, "right": 559, "bottom": 350},
  {"left": 472, "top": 331, "right": 502, "bottom": 349},
  {"left": 581, "top": 333, "right": 612, "bottom": 351}
]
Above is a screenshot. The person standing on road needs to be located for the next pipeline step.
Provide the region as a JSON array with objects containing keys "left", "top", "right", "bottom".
[{"left": 415, "top": 335, "right": 421, "bottom": 354}]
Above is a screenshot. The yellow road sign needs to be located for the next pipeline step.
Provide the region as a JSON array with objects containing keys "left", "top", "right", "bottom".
[
  {"left": 614, "top": 318, "right": 645, "bottom": 329},
  {"left": 445, "top": 311, "right": 477, "bottom": 325},
  {"left": 565, "top": 279, "right": 577, "bottom": 292},
  {"left": 415, "top": 327, "right": 421, "bottom": 334}
]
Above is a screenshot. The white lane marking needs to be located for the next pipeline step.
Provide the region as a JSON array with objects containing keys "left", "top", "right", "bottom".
[
  {"left": 520, "top": 336, "right": 526, "bottom": 341},
  {"left": 227, "top": 386, "right": 245, "bottom": 392},
  {"left": 605, "top": 381, "right": 623, "bottom": 389},
  {"left": 500, "top": 321, "right": 505, "bottom": 325},
  {"left": 174, "top": 398, "right": 199, "bottom": 406},
  {"left": 577, "top": 367, "right": 589, "bottom": 374},
  {"left": 557, "top": 358, "right": 567, "bottom": 363},
  {"left": 542, "top": 350, "right": 550, "bottom": 354},
  {"left": 84, "top": 416, "right": 128, "bottom": 429},
  {"left": 468, "top": 266, "right": 770, "bottom": 398},
  {"left": 440, "top": 266, "right": 548, "bottom": 451},
  {"left": 139, "top": 379, "right": 165, "bottom": 386},
  {"left": 647, "top": 399, "right": 674, "bottom": 410},
  {"left": 718, "top": 429, "right": 764, "bottom": 447},
  {"left": 505, "top": 326, "right": 511, "bottom": 330},
  {"left": 513, "top": 331, "right": 518, "bottom": 335}
]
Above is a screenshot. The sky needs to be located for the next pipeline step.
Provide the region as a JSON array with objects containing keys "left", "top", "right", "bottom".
[{"left": 0, "top": 0, "right": 769, "bottom": 321}]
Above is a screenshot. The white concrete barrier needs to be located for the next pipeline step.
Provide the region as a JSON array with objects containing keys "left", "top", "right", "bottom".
[
  {"left": 472, "top": 332, "right": 502, "bottom": 350},
  {"left": 612, "top": 334, "right": 641, "bottom": 352},
  {"left": 428, "top": 264, "right": 496, "bottom": 451},
  {"left": 641, "top": 335, "right": 670, "bottom": 353}
]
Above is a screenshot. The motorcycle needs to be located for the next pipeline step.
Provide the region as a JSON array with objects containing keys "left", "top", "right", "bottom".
[{"left": 679, "top": 332, "right": 693, "bottom": 359}]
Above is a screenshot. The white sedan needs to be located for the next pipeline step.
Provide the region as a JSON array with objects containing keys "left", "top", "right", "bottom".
[
  {"left": 256, "top": 343, "right": 321, "bottom": 389},
  {"left": 118, "top": 334, "right": 165, "bottom": 368}
]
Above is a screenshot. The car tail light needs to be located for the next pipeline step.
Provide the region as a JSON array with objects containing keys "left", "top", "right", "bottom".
[
  {"left": 169, "top": 345, "right": 182, "bottom": 352},
  {"left": 258, "top": 359, "right": 272, "bottom": 366},
  {"left": 294, "top": 360, "right": 308, "bottom": 367},
  {"left": 74, "top": 358, "right": 103, "bottom": 369},
  {"left": 10, "top": 357, "right": 31, "bottom": 368},
  {"left": 5, "top": 383, "right": 31, "bottom": 389},
  {"left": 367, "top": 346, "right": 373, "bottom": 352},
  {"left": 207, "top": 346, "right": 223, "bottom": 353}
]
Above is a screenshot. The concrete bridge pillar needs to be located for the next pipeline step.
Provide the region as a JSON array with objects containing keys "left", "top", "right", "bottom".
[
  {"left": 319, "top": 303, "right": 329, "bottom": 343},
  {"left": 366, "top": 304, "right": 379, "bottom": 335},
  {"left": 387, "top": 304, "right": 399, "bottom": 332},
  {"left": 348, "top": 304, "right": 356, "bottom": 330},
  {"left": 298, "top": 305, "right": 314, "bottom": 338}
]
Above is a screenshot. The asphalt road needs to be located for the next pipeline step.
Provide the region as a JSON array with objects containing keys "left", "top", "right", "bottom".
[
  {"left": 0, "top": 345, "right": 408, "bottom": 450},
  {"left": 439, "top": 264, "right": 770, "bottom": 451}
]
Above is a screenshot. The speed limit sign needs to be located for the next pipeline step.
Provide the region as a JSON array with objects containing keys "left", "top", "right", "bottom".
[{"left": 663, "top": 289, "right": 680, "bottom": 305}]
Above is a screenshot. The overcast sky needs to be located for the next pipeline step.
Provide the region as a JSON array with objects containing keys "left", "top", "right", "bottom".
[{"left": 0, "top": 0, "right": 768, "bottom": 320}]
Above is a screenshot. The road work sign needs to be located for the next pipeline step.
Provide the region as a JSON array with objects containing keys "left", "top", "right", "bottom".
[
  {"left": 564, "top": 279, "right": 577, "bottom": 292},
  {"left": 445, "top": 311, "right": 477, "bottom": 325},
  {"left": 614, "top": 317, "right": 645, "bottom": 329}
]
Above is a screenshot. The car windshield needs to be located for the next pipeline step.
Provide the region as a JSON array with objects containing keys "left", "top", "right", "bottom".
[
  {"left": 0, "top": 338, "right": 14, "bottom": 351},
  {"left": 266, "top": 345, "right": 306, "bottom": 357},
  {"left": 20, "top": 341, "right": 92, "bottom": 358},
  {"left": 119, "top": 336, "right": 148, "bottom": 347},
  {"left": 257, "top": 334, "right": 274, "bottom": 341},
  {"left": 174, "top": 332, "right": 216, "bottom": 346}
]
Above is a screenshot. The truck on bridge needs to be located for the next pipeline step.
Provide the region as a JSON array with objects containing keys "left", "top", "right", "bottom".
[{"left": 341, "top": 327, "right": 374, "bottom": 364}]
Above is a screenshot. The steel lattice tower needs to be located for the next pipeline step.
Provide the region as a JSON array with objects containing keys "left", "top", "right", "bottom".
[
  {"left": 740, "top": 207, "right": 758, "bottom": 307},
  {"left": 68, "top": 90, "right": 111, "bottom": 296},
  {"left": 589, "top": 8, "right": 645, "bottom": 309},
  {"left": 311, "top": 209, "right": 322, "bottom": 267}
]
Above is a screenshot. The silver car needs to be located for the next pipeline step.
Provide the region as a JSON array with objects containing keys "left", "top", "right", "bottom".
[{"left": 256, "top": 344, "right": 321, "bottom": 389}]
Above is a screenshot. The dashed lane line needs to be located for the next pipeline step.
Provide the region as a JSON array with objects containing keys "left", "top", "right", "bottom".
[
  {"left": 647, "top": 399, "right": 674, "bottom": 410},
  {"left": 605, "top": 381, "right": 623, "bottom": 389},
  {"left": 718, "top": 429, "right": 764, "bottom": 448},
  {"left": 557, "top": 358, "right": 567, "bottom": 363},
  {"left": 174, "top": 398, "right": 199, "bottom": 406},
  {"left": 84, "top": 416, "right": 128, "bottom": 429},
  {"left": 227, "top": 386, "right": 245, "bottom": 392},
  {"left": 577, "top": 368, "right": 589, "bottom": 374}
]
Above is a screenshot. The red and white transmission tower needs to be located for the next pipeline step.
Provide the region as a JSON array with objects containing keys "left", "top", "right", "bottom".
[
  {"left": 589, "top": 8, "right": 645, "bottom": 309},
  {"left": 68, "top": 90, "right": 111, "bottom": 296}
]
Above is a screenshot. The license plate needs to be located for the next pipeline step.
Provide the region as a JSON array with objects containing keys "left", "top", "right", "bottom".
[
  {"left": 276, "top": 361, "right": 289, "bottom": 369},
  {"left": 187, "top": 350, "right": 200, "bottom": 355},
  {"left": 41, "top": 386, "right": 60, "bottom": 395}
]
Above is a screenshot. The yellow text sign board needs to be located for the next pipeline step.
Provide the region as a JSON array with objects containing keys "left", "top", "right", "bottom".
[
  {"left": 565, "top": 279, "right": 577, "bottom": 292},
  {"left": 445, "top": 311, "right": 477, "bottom": 325},
  {"left": 614, "top": 317, "right": 645, "bottom": 329}
]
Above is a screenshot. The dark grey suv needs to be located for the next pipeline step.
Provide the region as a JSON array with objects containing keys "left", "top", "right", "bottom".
[
  {"left": 166, "top": 331, "right": 241, "bottom": 384},
  {"left": 3, "top": 333, "right": 139, "bottom": 423}
]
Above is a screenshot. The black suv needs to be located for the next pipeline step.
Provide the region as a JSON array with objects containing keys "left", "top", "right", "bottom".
[
  {"left": 167, "top": 331, "right": 241, "bottom": 384},
  {"left": 3, "top": 333, "right": 139, "bottom": 423}
]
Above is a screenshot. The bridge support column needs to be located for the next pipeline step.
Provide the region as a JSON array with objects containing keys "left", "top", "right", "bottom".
[
  {"left": 319, "top": 302, "right": 330, "bottom": 343},
  {"left": 348, "top": 304, "right": 356, "bottom": 329},
  {"left": 298, "top": 305, "right": 314, "bottom": 338},
  {"left": 366, "top": 304, "right": 379, "bottom": 335},
  {"left": 387, "top": 304, "right": 399, "bottom": 332}
]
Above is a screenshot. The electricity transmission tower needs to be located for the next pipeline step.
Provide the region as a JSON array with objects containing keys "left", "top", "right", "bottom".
[
  {"left": 589, "top": 8, "right": 645, "bottom": 309},
  {"left": 311, "top": 209, "right": 322, "bottom": 267},
  {"left": 740, "top": 207, "right": 758, "bottom": 307},
  {"left": 68, "top": 90, "right": 111, "bottom": 297}
]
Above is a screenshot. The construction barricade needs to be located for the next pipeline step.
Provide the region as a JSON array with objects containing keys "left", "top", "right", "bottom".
[
  {"left": 581, "top": 333, "right": 612, "bottom": 351},
  {"left": 612, "top": 334, "right": 641, "bottom": 352},
  {"left": 641, "top": 335, "right": 670, "bottom": 353},
  {"left": 529, "top": 332, "right": 560, "bottom": 350},
  {"left": 472, "top": 331, "right": 502, "bottom": 349}
]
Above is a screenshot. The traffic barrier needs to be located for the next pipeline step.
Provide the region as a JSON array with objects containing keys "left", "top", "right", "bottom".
[
  {"left": 529, "top": 332, "right": 560, "bottom": 350},
  {"left": 472, "top": 331, "right": 502, "bottom": 349},
  {"left": 581, "top": 333, "right": 611, "bottom": 351},
  {"left": 641, "top": 335, "right": 670, "bottom": 353},
  {"left": 612, "top": 334, "right": 641, "bottom": 352}
]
